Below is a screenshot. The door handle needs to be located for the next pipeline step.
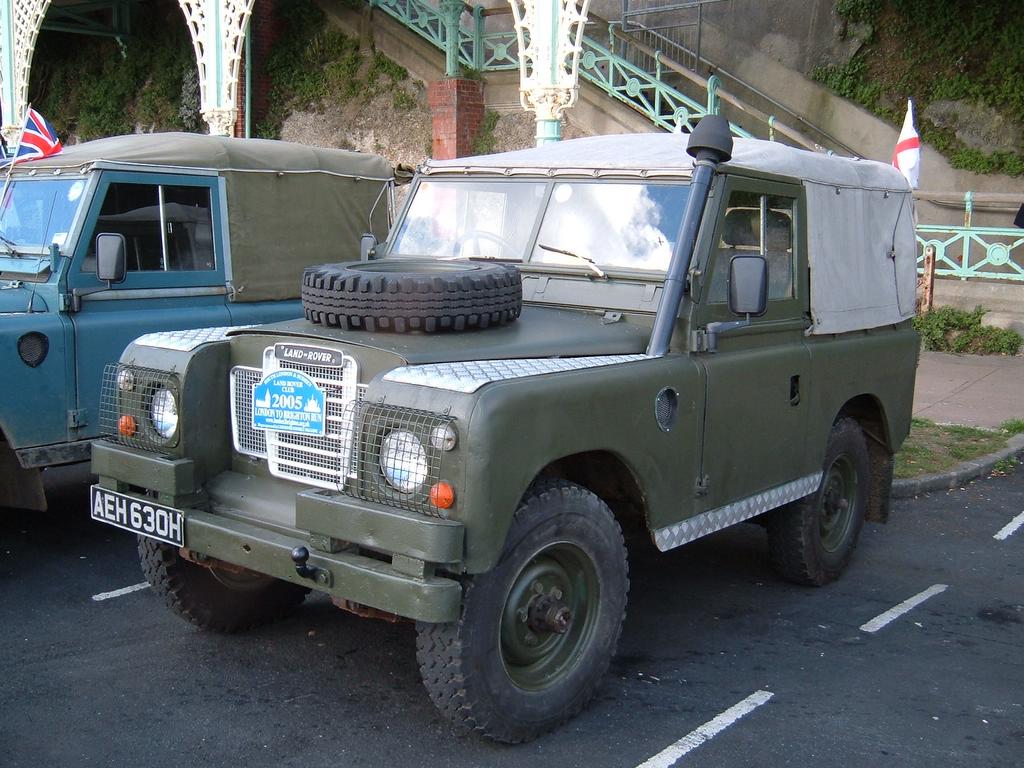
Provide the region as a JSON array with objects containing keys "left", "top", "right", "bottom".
[{"left": 789, "top": 375, "right": 801, "bottom": 406}]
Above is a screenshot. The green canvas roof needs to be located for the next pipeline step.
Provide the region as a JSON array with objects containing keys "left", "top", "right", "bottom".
[
  {"left": 9, "top": 133, "right": 394, "bottom": 303},
  {"left": 11, "top": 132, "right": 393, "bottom": 180}
]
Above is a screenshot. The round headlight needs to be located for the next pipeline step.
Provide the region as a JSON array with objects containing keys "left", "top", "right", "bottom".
[
  {"left": 379, "top": 430, "right": 428, "bottom": 493},
  {"left": 150, "top": 387, "right": 178, "bottom": 439},
  {"left": 429, "top": 423, "right": 457, "bottom": 452},
  {"left": 116, "top": 368, "right": 135, "bottom": 392}
]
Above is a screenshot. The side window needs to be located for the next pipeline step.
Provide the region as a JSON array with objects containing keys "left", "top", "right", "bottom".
[
  {"left": 707, "top": 190, "right": 795, "bottom": 303},
  {"left": 82, "top": 183, "right": 215, "bottom": 272}
]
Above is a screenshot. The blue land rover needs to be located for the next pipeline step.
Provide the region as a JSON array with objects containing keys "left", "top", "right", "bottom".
[{"left": 1, "top": 133, "right": 393, "bottom": 510}]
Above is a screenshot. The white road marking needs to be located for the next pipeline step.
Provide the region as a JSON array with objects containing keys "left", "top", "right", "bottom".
[
  {"left": 91, "top": 582, "right": 150, "bottom": 602},
  {"left": 994, "top": 510, "right": 1024, "bottom": 541},
  {"left": 859, "top": 584, "right": 948, "bottom": 633},
  {"left": 635, "top": 690, "right": 773, "bottom": 768}
]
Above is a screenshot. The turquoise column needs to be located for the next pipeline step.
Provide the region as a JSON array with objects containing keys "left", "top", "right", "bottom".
[
  {"left": 441, "top": 0, "right": 462, "bottom": 77},
  {"left": 0, "top": 0, "right": 15, "bottom": 143},
  {"left": 536, "top": 118, "right": 560, "bottom": 144}
]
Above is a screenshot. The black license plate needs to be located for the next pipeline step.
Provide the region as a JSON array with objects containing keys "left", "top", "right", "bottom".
[{"left": 90, "top": 486, "right": 185, "bottom": 546}]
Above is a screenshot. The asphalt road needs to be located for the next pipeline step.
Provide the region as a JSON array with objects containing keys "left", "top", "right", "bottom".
[{"left": 1, "top": 464, "right": 1022, "bottom": 768}]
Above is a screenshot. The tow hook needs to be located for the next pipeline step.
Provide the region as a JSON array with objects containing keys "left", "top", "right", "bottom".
[
  {"left": 527, "top": 592, "right": 572, "bottom": 635},
  {"left": 291, "top": 546, "right": 332, "bottom": 586}
]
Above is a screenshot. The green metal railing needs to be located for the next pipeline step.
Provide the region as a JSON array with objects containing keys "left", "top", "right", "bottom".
[
  {"left": 917, "top": 226, "right": 1024, "bottom": 281},
  {"left": 915, "top": 192, "right": 1024, "bottom": 282},
  {"left": 368, "top": 0, "right": 1023, "bottom": 283},
  {"left": 370, "top": 0, "right": 736, "bottom": 135}
]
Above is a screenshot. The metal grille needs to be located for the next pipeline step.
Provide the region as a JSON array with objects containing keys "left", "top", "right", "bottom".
[
  {"left": 266, "top": 351, "right": 363, "bottom": 489},
  {"left": 266, "top": 386, "right": 365, "bottom": 489},
  {"left": 655, "top": 387, "right": 679, "bottom": 432},
  {"left": 99, "top": 363, "right": 180, "bottom": 452},
  {"left": 229, "top": 347, "right": 365, "bottom": 490},
  {"left": 230, "top": 366, "right": 266, "bottom": 457},
  {"left": 17, "top": 331, "right": 48, "bottom": 367},
  {"left": 352, "top": 403, "right": 455, "bottom": 517},
  {"left": 229, "top": 347, "right": 455, "bottom": 516}
]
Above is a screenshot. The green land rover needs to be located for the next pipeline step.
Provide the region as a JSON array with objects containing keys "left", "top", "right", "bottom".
[{"left": 90, "top": 117, "right": 919, "bottom": 742}]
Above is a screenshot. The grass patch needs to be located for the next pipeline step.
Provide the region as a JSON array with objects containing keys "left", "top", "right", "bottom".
[
  {"left": 991, "top": 457, "right": 1018, "bottom": 476},
  {"left": 913, "top": 305, "right": 1022, "bottom": 356},
  {"left": 894, "top": 417, "right": 1007, "bottom": 479},
  {"left": 1000, "top": 418, "right": 1024, "bottom": 436}
]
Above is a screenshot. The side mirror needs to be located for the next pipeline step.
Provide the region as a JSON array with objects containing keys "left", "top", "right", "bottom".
[
  {"left": 728, "top": 254, "right": 768, "bottom": 317},
  {"left": 96, "top": 233, "right": 126, "bottom": 284},
  {"left": 359, "top": 232, "right": 378, "bottom": 261}
]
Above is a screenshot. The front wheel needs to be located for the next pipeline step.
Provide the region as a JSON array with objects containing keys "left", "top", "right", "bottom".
[
  {"left": 139, "top": 538, "right": 308, "bottom": 633},
  {"left": 415, "top": 480, "right": 629, "bottom": 743},
  {"left": 767, "top": 417, "right": 870, "bottom": 586}
]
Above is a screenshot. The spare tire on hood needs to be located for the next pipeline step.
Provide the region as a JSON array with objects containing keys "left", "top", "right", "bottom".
[{"left": 301, "top": 259, "right": 522, "bottom": 333}]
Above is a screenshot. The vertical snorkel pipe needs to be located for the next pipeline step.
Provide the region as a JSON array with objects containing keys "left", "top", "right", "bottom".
[{"left": 646, "top": 115, "right": 734, "bottom": 357}]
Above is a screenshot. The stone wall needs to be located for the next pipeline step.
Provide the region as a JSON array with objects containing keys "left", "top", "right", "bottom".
[{"left": 589, "top": 0, "right": 859, "bottom": 77}]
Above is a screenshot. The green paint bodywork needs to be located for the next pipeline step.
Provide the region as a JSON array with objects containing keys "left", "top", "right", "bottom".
[{"left": 92, "top": 163, "right": 919, "bottom": 624}]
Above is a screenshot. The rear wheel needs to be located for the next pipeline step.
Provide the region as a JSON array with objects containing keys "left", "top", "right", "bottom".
[
  {"left": 139, "top": 538, "right": 308, "bottom": 632},
  {"left": 767, "top": 418, "right": 869, "bottom": 586},
  {"left": 415, "top": 480, "right": 629, "bottom": 743}
]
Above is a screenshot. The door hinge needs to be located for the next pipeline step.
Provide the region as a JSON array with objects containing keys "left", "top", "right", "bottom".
[
  {"left": 695, "top": 475, "right": 710, "bottom": 497},
  {"left": 58, "top": 292, "right": 71, "bottom": 312},
  {"left": 690, "top": 329, "right": 709, "bottom": 353},
  {"left": 67, "top": 409, "right": 88, "bottom": 428}
]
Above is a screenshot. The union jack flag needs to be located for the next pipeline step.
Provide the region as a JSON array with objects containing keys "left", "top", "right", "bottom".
[{"left": 2, "top": 108, "right": 63, "bottom": 166}]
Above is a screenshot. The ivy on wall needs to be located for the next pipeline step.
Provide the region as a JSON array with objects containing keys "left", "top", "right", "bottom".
[
  {"left": 257, "top": 0, "right": 413, "bottom": 138},
  {"left": 815, "top": 0, "right": 1024, "bottom": 176},
  {"left": 29, "top": 1, "right": 197, "bottom": 140}
]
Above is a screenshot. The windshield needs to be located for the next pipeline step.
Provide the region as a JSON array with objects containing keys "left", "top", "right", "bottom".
[
  {"left": 531, "top": 182, "right": 689, "bottom": 271},
  {"left": 391, "top": 180, "right": 546, "bottom": 259},
  {"left": 389, "top": 178, "right": 689, "bottom": 272},
  {"left": 0, "top": 178, "right": 87, "bottom": 251}
]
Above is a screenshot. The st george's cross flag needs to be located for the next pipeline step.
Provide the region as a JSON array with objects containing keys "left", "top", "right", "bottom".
[
  {"left": 892, "top": 99, "right": 920, "bottom": 189},
  {"left": 2, "top": 107, "right": 63, "bottom": 166}
]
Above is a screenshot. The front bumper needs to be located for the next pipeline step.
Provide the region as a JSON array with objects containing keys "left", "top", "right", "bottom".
[{"left": 92, "top": 441, "right": 464, "bottom": 623}]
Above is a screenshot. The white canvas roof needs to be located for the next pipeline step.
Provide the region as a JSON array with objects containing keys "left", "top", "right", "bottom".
[{"left": 426, "top": 134, "right": 918, "bottom": 335}]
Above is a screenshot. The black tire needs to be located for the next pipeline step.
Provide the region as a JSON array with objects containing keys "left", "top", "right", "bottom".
[
  {"left": 301, "top": 259, "right": 522, "bottom": 333},
  {"left": 138, "top": 538, "right": 308, "bottom": 633},
  {"left": 767, "top": 417, "right": 870, "bottom": 586},
  {"left": 415, "top": 480, "right": 629, "bottom": 743}
]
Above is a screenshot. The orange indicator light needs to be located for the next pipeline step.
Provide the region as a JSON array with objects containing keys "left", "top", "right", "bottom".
[
  {"left": 429, "top": 481, "right": 455, "bottom": 510},
  {"left": 118, "top": 414, "right": 137, "bottom": 437}
]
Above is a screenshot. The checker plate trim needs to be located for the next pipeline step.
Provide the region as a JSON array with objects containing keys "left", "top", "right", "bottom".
[
  {"left": 382, "top": 354, "right": 650, "bottom": 393},
  {"left": 653, "top": 472, "right": 823, "bottom": 552},
  {"left": 134, "top": 326, "right": 253, "bottom": 352}
]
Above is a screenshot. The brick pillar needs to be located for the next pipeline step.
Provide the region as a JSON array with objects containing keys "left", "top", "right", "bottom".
[
  {"left": 235, "top": 0, "right": 283, "bottom": 137},
  {"left": 427, "top": 78, "right": 485, "bottom": 160}
]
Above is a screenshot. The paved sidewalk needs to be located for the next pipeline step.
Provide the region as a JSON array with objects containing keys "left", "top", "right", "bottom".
[
  {"left": 913, "top": 350, "right": 1024, "bottom": 429},
  {"left": 893, "top": 350, "right": 1024, "bottom": 496}
]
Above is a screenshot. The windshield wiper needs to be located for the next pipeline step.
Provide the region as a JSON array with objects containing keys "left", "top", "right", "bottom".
[
  {"left": 537, "top": 243, "right": 607, "bottom": 279},
  {"left": 0, "top": 232, "right": 22, "bottom": 257},
  {"left": 439, "top": 254, "right": 520, "bottom": 263}
]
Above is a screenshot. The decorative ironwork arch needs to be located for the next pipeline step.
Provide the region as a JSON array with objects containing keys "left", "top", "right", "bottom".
[
  {"left": 178, "top": 0, "right": 255, "bottom": 136},
  {"left": 509, "top": 0, "right": 591, "bottom": 145},
  {"left": 0, "top": 0, "right": 52, "bottom": 146}
]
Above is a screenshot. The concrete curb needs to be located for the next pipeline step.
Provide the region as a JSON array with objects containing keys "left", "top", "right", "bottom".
[{"left": 891, "top": 434, "right": 1024, "bottom": 498}]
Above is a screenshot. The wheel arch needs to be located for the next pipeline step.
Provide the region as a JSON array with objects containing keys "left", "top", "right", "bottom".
[
  {"left": 836, "top": 394, "right": 895, "bottom": 524},
  {"left": 536, "top": 450, "right": 649, "bottom": 536},
  {"left": 0, "top": 425, "right": 47, "bottom": 511}
]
